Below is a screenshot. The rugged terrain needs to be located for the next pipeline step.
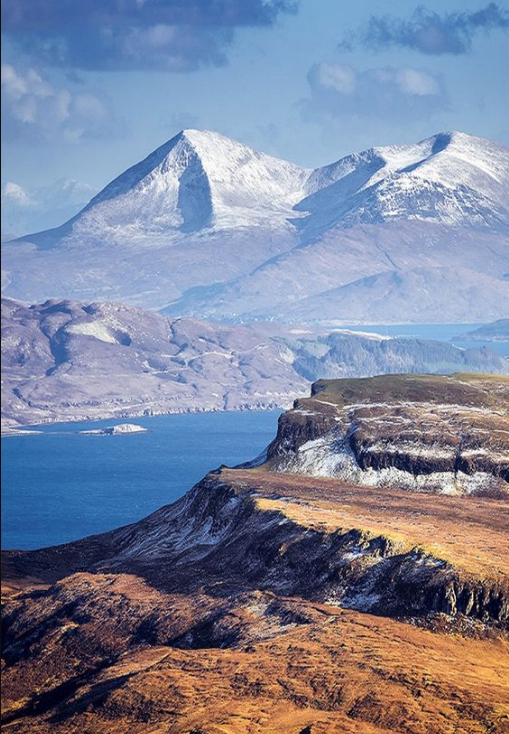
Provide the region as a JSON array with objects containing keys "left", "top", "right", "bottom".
[
  {"left": 3, "top": 130, "right": 509, "bottom": 322},
  {"left": 2, "top": 374, "right": 509, "bottom": 733},
  {"left": 2, "top": 297, "right": 507, "bottom": 431},
  {"left": 267, "top": 373, "right": 509, "bottom": 495}
]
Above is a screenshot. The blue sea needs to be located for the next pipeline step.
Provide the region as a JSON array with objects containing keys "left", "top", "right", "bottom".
[
  {"left": 2, "top": 322, "right": 507, "bottom": 551},
  {"left": 1, "top": 411, "right": 281, "bottom": 551}
]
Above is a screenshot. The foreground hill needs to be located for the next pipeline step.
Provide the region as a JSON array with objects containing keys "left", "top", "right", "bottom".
[
  {"left": 2, "top": 297, "right": 507, "bottom": 430},
  {"left": 2, "top": 374, "right": 508, "bottom": 733},
  {"left": 3, "top": 130, "right": 509, "bottom": 322}
]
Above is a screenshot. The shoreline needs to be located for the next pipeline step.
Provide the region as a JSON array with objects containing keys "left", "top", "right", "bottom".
[{"left": 1, "top": 401, "right": 289, "bottom": 437}]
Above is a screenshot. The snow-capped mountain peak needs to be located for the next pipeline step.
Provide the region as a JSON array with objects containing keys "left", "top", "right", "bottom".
[
  {"left": 3, "top": 129, "right": 508, "bottom": 322},
  {"left": 75, "top": 129, "right": 310, "bottom": 236},
  {"left": 298, "top": 131, "right": 509, "bottom": 235}
]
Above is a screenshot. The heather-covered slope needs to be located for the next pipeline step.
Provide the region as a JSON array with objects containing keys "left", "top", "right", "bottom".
[
  {"left": 2, "top": 374, "right": 509, "bottom": 732},
  {"left": 2, "top": 298, "right": 507, "bottom": 430},
  {"left": 1, "top": 470, "right": 508, "bottom": 730}
]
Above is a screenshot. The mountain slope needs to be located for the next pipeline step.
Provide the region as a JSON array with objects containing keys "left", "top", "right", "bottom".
[
  {"left": 3, "top": 297, "right": 507, "bottom": 431},
  {"left": 300, "top": 131, "right": 509, "bottom": 237},
  {"left": 280, "top": 265, "right": 509, "bottom": 324},
  {"left": 2, "top": 130, "right": 509, "bottom": 321},
  {"left": 51, "top": 129, "right": 309, "bottom": 239},
  {"left": 456, "top": 319, "right": 509, "bottom": 342},
  {"left": 2, "top": 374, "right": 509, "bottom": 733}
]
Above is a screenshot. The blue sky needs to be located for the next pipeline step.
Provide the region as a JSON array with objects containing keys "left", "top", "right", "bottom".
[{"left": 2, "top": 0, "right": 508, "bottom": 191}]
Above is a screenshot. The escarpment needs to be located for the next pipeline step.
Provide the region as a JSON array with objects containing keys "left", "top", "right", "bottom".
[
  {"left": 3, "top": 466, "right": 509, "bottom": 630},
  {"left": 2, "top": 374, "right": 509, "bottom": 734},
  {"left": 267, "top": 373, "right": 509, "bottom": 495}
]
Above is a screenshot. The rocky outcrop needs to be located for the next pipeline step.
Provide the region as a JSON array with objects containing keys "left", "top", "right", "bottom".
[
  {"left": 267, "top": 374, "right": 509, "bottom": 495},
  {"left": 2, "top": 465, "right": 508, "bottom": 730},
  {"left": 80, "top": 423, "right": 147, "bottom": 435},
  {"left": 2, "top": 373, "right": 509, "bottom": 733},
  {"left": 3, "top": 468, "right": 508, "bottom": 629}
]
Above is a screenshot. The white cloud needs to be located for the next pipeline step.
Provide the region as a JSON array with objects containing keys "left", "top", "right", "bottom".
[
  {"left": 303, "top": 62, "right": 447, "bottom": 123},
  {"left": 396, "top": 69, "right": 440, "bottom": 96},
  {"left": 2, "top": 181, "right": 32, "bottom": 207},
  {"left": 1, "top": 63, "right": 120, "bottom": 143},
  {"left": 316, "top": 62, "right": 356, "bottom": 94}
]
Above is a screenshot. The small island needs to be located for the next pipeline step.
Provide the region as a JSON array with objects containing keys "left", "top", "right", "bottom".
[{"left": 80, "top": 423, "right": 148, "bottom": 435}]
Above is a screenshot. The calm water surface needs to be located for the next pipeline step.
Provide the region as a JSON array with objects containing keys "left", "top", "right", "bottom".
[
  {"left": 1, "top": 411, "right": 281, "bottom": 550},
  {"left": 3, "top": 323, "right": 507, "bottom": 551}
]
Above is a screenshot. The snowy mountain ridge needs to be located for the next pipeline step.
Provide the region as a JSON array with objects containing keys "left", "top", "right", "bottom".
[
  {"left": 20, "top": 129, "right": 509, "bottom": 244},
  {"left": 2, "top": 128, "right": 509, "bottom": 322},
  {"left": 300, "top": 131, "right": 509, "bottom": 236},
  {"left": 56, "top": 129, "right": 311, "bottom": 240}
]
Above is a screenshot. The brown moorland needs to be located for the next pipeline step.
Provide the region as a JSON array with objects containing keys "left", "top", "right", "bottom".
[{"left": 2, "top": 374, "right": 509, "bottom": 733}]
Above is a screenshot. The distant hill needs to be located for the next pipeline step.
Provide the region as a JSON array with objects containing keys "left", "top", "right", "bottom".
[
  {"left": 267, "top": 373, "right": 509, "bottom": 496},
  {"left": 2, "top": 297, "right": 507, "bottom": 430},
  {"left": 455, "top": 319, "right": 509, "bottom": 342}
]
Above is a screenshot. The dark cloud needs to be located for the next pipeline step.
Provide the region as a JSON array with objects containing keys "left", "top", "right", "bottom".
[
  {"left": 2, "top": 0, "right": 298, "bottom": 71},
  {"left": 339, "top": 3, "right": 509, "bottom": 55},
  {"left": 301, "top": 62, "right": 448, "bottom": 124},
  {"left": 1, "top": 63, "right": 122, "bottom": 143}
]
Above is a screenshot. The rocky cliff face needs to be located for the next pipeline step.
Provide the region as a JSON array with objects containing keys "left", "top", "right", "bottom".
[
  {"left": 2, "top": 374, "right": 509, "bottom": 733},
  {"left": 267, "top": 373, "right": 509, "bottom": 495},
  {"left": 5, "top": 468, "right": 507, "bottom": 628},
  {"left": 2, "top": 465, "right": 509, "bottom": 732}
]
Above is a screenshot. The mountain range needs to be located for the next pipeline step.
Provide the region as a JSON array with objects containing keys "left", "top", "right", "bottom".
[{"left": 2, "top": 129, "right": 509, "bottom": 323}]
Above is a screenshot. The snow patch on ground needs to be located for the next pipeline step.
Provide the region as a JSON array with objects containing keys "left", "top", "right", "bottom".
[
  {"left": 67, "top": 321, "right": 119, "bottom": 344},
  {"left": 274, "top": 431, "right": 502, "bottom": 495}
]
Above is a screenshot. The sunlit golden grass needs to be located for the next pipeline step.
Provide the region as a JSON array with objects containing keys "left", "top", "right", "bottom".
[{"left": 225, "top": 469, "right": 509, "bottom": 578}]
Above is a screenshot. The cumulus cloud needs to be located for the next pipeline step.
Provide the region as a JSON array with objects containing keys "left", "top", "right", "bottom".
[
  {"left": 1, "top": 63, "right": 120, "bottom": 143},
  {"left": 2, "top": 181, "right": 32, "bottom": 207},
  {"left": 301, "top": 62, "right": 447, "bottom": 123},
  {"left": 314, "top": 62, "right": 356, "bottom": 94},
  {"left": 1, "top": 0, "right": 298, "bottom": 71},
  {"left": 338, "top": 3, "right": 509, "bottom": 55}
]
